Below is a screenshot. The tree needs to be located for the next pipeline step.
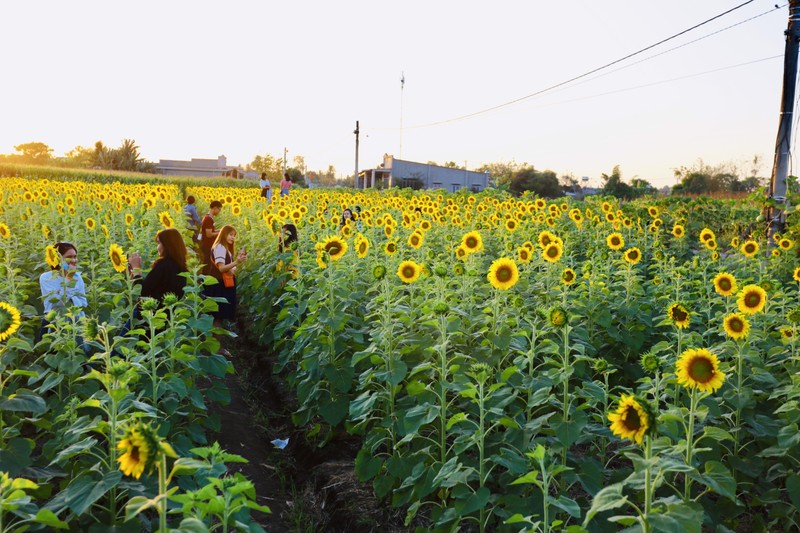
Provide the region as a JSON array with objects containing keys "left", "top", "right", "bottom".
[
  {"left": 509, "top": 168, "right": 561, "bottom": 198},
  {"left": 476, "top": 160, "right": 532, "bottom": 189},
  {"left": 13, "top": 142, "right": 52, "bottom": 163},
  {"left": 247, "top": 153, "right": 283, "bottom": 181},
  {"left": 601, "top": 165, "right": 633, "bottom": 199},
  {"left": 63, "top": 145, "right": 95, "bottom": 168}
]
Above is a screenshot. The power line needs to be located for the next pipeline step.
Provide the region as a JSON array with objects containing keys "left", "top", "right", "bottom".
[{"left": 374, "top": 0, "right": 763, "bottom": 131}]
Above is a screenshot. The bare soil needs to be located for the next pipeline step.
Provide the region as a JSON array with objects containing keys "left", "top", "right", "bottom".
[{"left": 208, "top": 327, "right": 408, "bottom": 533}]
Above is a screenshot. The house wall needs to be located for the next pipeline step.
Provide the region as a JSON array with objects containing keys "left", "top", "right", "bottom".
[{"left": 384, "top": 156, "right": 489, "bottom": 191}]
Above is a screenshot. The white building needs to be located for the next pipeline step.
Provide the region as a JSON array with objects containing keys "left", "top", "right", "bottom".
[
  {"left": 358, "top": 155, "right": 490, "bottom": 192},
  {"left": 156, "top": 155, "right": 246, "bottom": 178}
]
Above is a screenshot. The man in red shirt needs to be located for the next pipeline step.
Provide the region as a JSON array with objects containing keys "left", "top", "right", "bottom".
[{"left": 200, "top": 200, "right": 222, "bottom": 275}]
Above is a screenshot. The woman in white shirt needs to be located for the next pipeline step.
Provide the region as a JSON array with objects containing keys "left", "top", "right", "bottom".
[
  {"left": 209, "top": 225, "right": 247, "bottom": 325},
  {"left": 38, "top": 242, "right": 90, "bottom": 354}
]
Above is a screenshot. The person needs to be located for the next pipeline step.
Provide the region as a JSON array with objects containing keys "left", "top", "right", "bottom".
[
  {"left": 340, "top": 208, "right": 355, "bottom": 228},
  {"left": 280, "top": 172, "right": 292, "bottom": 197},
  {"left": 200, "top": 201, "right": 222, "bottom": 276},
  {"left": 277, "top": 223, "right": 300, "bottom": 281},
  {"left": 127, "top": 228, "right": 188, "bottom": 304},
  {"left": 38, "top": 242, "right": 90, "bottom": 354},
  {"left": 210, "top": 225, "right": 247, "bottom": 327},
  {"left": 259, "top": 173, "right": 273, "bottom": 202},
  {"left": 184, "top": 195, "right": 202, "bottom": 242}
]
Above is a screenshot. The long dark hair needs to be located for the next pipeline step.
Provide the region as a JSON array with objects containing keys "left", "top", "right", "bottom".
[
  {"left": 279, "top": 224, "right": 298, "bottom": 253},
  {"left": 212, "top": 225, "right": 237, "bottom": 257},
  {"left": 156, "top": 228, "right": 188, "bottom": 271}
]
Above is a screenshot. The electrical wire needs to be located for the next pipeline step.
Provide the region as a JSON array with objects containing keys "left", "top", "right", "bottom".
[{"left": 372, "top": 0, "right": 764, "bottom": 131}]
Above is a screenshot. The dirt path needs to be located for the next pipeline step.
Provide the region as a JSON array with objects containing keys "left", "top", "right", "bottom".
[{"left": 207, "top": 331, "right": 406, "bottom": 532}]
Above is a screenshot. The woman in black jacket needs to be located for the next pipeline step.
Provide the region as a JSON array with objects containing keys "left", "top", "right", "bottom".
[{"left": 127, "top": 228, "right": 188, "bottom": 303}]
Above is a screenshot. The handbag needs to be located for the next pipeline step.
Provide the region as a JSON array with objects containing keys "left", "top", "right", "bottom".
[{"left": 222, "top": 271, "right": 235, "bottom": 288}]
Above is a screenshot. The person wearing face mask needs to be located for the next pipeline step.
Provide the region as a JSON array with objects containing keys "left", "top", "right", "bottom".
[{"left": 38, "top": 241, "right": 89, "bottom": 353}]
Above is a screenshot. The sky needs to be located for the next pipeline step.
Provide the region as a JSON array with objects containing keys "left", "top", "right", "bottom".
[{"left": 0, "top": 1, "right": 793, "bottom": 188}]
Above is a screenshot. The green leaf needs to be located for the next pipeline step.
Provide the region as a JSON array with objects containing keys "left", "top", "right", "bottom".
[
  {"left": 701, "top": 426, "right": 734, "bottom": 443},
  {"left": 648, "top": 501, "right": 702, "bottom": 533},
  {"left": 455, "top": 486, "right": 490, "bottom": 515},
  {"left": 0, "top": 437, "right": 34, "bottom": 476},
  {"left": 355, "top": 448, "right": 383, "bottom": 481},
  {"left": 319, "top": 395, "right": 349, "bottom": 425},
  {"left": 549, "top": 495, "right": 581, "bottom": 518},
  {"left": 446, "top": 412, "right": 468, "bottom": 430},
  {"left": 510, "top": 471, "right": 541, "bottom": 486},
  {"left": 33, "top": 509, "right": 68, "bottom": 529},
  {"left": 125, "top": 495, "right": 157, "bottom": 521},
  {"left": 172, "top": 517, "right": 211, "bottom": 533},
  {"left": 787, "top": 473, "right": 800, "bottom": 510},
  {"left": 690, "top": 461, "right": 736, "bottom": 502},
  {"left": 582, "top": 483, "right": 628, "bottom": 527},
  {"left": 0, "top": 389, "right": 47, "bottom": 415}
]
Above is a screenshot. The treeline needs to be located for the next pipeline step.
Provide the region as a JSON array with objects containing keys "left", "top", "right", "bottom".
[{"left": 0, "top": 140, "right": 156, "bottom": 173}]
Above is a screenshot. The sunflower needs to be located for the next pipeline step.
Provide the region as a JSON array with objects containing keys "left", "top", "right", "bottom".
[
  {"left": 126, "top": 229, "right": 134, "bottom": 241},
  {"left": 730, "top": 236, "right": 740, "bottom": 248},
  {"left": 699, "top": 228, "right": 715, "bottom": 243},
  {"left": 487, "top": 258, "right": 519, "bottom": 290},
  {"left": 384, "top": 224, "right": 394, "bottom": 238},
  {"left": 538, "top": 230, "right": 556, "bottom": 248},
  {"left": 117, "top": 426, "right": 151, "bottom": 479},
  {"left": 737, "top": 285, "right": 767, "bottom": 315},
  {"left": 550, "top": 306, "right": 568, "bottom": 327},
  {"left": 608, "top": 395, "right": 651, "bottom": 444},
  {"left": 504, "top": 219, "right": 518, "bottom": 232},
  {"left": 316, "top": 250, "right": 327, "bottom": 269},
  {"left": 675, "top": 348, "right": 725, "bottom": 393},
  {"left": 740, "top": 240, "right": 759, "bottom": 258},
  {"left": 408, "top": 231, "right": 424, "bottom": 249},
  {"left": 561, "top": 268, "right": 576, "bottom": 285},
  {"left": 723, "top": 313, "right": 750, "bottom": 340},
  {"left": 780, "top": 326, "right": 794, "bottom": 341},
  {"left": 624, "top": 247, "right": 641, "bottom": 265},
  {"left": 518, "top": 247, "right": 532, "bottom": 263},
  {"left": 668, "top": 303, "right": 690, "bottom": 329},
  {"left": 462, "top": 231, "right": 483, "bottom": 254},
  {"left": 45, "top": 245, "right": 61, "bottom": 269},
  {"left": 341, "top": 224, "right": 353, "bottom": 238},
  {"left": 321, "top": 236, "right": 348, "bottom": 261},
  {"left": 109, "top": 244, "right": 127, "bottom": 273},
  {"left": 672, "top": 224, "right": 685, "bottom": 238},
  {"left": 385, "top": 241, "right": 397, "bottom": 256},
  {"left": 794, "top": 267, "right": 800, "bottom": 283},
  {"left": 647, "top": 206, "right": 659, "bottom": 218},
  {"left": 397, "top": 260, "right": 422, "bottom": 284},
  {"left": 158, "top": 211, "right": 174, "bottom": 229},
  {"left": 606, "top": 233, "right": 624, "bottom": 251},
  {"left": 85, "top": 218, "right": 96, "bottom": 231},
  {"left": 356, "top": 237, "right": 370, "bottom": 258},
  {"left": 713, "top": 272, "right": 737, "bottom": 297},
  {"left": 0, "top": 301, "right": 22, "bottom": 342},
  {"left": 779, "top": 238, "right": 794, "bottom": 250},
  {"left": 538, "top": 241, "right": 561, "bottom": 263},
  {"left": 0, "top": 222, "right": 10, "bottom": 239}
]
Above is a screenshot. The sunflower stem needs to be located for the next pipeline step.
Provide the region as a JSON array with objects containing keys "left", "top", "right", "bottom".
[
  {"left": 684, "top": 387, "right": 699, "bottom": 502},
  {"left": 643, "top": 435, "right": 653, "bottom": 533}
]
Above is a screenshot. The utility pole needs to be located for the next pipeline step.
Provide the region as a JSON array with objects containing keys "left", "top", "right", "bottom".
[
  {"left": 768, "top": 1, "right": 800, "bottom": 238},
  {"left": 283, "top": 147, "right": 287, "bottom": 176},
  {"left": 400, "top": 72, "right": 405, "bottom": 159},
  {"left": 354, "top": 120, "right": 360, "bottom": 189}
]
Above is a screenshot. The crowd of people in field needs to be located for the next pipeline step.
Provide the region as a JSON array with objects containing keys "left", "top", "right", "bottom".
[{"left": 37, "top": 174, "right": 304, "bottom": 357}]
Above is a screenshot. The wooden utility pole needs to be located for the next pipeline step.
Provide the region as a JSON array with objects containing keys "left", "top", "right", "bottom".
[
  {"left": 768, "top": 1, "right": 800, "bottom": 237},
  {"left": 354, "top": 120, "right": 360, "bottom": 189}
]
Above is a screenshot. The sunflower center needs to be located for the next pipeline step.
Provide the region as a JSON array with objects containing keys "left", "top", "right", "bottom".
[
  {"left": 496, "top": 266, "right": 512, "bottom": 282},
  {"left": 719, "top": 279, "right": 731, "bottom": 291},
  {"left": 402, "top": 266, "right": 415, "bottom": 278},
  {"left": 729, "top": 318, "right": 744, "bottom": 332},
  {"left": 688, "top": 357, "right": 714, "bottom": 383},
  {"left": 547, "top": 247, "right": 558, "bottom": 258},
  {"left": 623, "top": 407, "right": 641, "bottom": 430},
  {"left": 466, "top": 237, "right": 477, "bottom": 248},
  {"left": 672, "top": 307, "right": 688, "bottom": 322},
  {"left": 326, "top": 243, "right": 341, "bottom": 255},
  {"left": 744, "top": 293, "right": 760, "bottom": 307}
]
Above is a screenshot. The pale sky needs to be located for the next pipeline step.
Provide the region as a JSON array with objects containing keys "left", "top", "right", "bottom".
[{"left": 0, "top": 1, "right": 792, "bottom": 188}]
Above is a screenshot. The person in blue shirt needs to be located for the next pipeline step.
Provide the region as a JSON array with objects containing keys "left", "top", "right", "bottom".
[
  {"left": 184, "top": 195, "right": 202, "bottom": 242},
  {"left": 38, "top": 241, "right": 90, "bottom": 355},
  {"left": 259, "top": 173, "right": 273, "bottom": 202}
]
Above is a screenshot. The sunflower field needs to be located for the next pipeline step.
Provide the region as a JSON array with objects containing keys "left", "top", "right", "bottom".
[{"left": 1, "top": 173, "right": 800, "bottom": 532}]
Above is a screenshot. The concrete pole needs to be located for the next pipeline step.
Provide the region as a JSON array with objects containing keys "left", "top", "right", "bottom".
[{"left": 768, "top": 1, "right": 800, "bottom": 238}]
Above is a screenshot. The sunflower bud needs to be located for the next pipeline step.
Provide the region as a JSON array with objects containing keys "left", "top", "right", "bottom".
[
  {"left": 433, "top": 301, "right": 449, "bottom": 315},
  {"left": 434, "top": 265, "right": 448, "bottom": 278},
  {"left": 162, "top": 293, "right": 179, "bottom": 307},
  {"left": 550, "top": 307, "right": 568, "bottom": 327},
  {"left": 787, "top": 308, "right": 800, "bottom": 324},
  {"left": 83, "top": 318, "right": 99, "bottom": 341},
  {"left": 140, "top": 297, "right": 158, "bottom": 311},
  {"left": 640, "top": 351, "right": 660, "bottom": 373},
  {"left": 372, "top": 265, "right": 386, "bottom": 280},
  {"left": 45, "top": 310, "right": 58, "bottom": 323},
  {"left": 760, "top": 280, "right": 774, "bottom": 293},
  {"left": 453, "top": 263, "right": 465, "bottom": 276},
  {"left": 592, "top": 358, "right": 609, "bottom": 373}
]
